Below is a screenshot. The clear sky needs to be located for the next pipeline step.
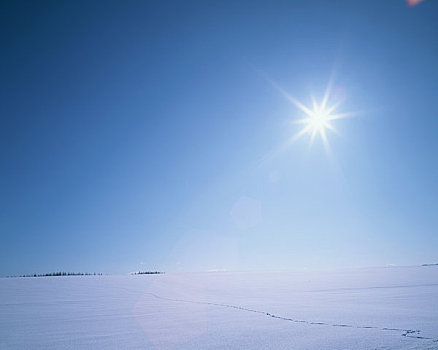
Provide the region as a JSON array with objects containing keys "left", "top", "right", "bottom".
[{"left": 1, "top": 0, "right": 437, "bottom": 276}]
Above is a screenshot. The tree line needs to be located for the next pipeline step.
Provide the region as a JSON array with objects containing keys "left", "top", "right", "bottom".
[{"left": 10, "top": 272, "right": 103, "bottom": 278}]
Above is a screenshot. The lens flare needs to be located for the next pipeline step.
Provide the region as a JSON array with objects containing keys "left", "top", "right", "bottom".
[{"left": 407, "top": 0, "right": 425, "bottom": 6}]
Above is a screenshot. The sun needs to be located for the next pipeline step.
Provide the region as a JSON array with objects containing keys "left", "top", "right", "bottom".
[
  {"left": 277, "top": 84, "right": 353, "bottom": 150},
  {"left": 294, "top": 99, "right": 339, "bottom": 146},
  {"left": 302, "top": 106, "right": 333, "bottom": 135},
  {"left": 264, "top": 77, "right": 356, "bottom": 156}
]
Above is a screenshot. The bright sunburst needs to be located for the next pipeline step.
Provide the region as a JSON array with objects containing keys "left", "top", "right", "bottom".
[
  {"left": 267, "top": 78, "right": 355, "bottom": 153},
  {"left": 294, "top": 98, "right": 341, "bottom": 147}
]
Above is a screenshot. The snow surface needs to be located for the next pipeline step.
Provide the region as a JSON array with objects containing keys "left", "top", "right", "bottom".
[{"left": 1, "top": 266, "right": 437, "bottom": 349}]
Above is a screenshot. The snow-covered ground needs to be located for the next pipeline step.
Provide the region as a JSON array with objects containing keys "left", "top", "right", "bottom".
[{"left": 1, "top": 265, "right": 437, "bottom": 349}]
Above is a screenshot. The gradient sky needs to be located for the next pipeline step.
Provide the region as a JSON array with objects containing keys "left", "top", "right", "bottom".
[{"left": 1, "top": 0, "right": 437, "bottom": 276}]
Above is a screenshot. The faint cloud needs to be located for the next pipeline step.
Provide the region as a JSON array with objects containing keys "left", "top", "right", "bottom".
[{"left": 230, "top": 196, "right": 262, "bottom": 230}]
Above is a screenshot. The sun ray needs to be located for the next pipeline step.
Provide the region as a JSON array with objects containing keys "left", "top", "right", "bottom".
[
  {"left": 324, "top": 122, "right": 338, "bottom": 134},
  {"left": 320, "top": 127, "right": 332, "bottom": 155},
  {"left": 321, "top": 74, "right": 334, "bottom": 111},
  {"left": 267, "top": 78, "right": 314, "bottom": 116},
  {"left": 309, "top": 127, "right": 318, "bottom": 146},
  {"left": 276, "top": 123, "right": 315, "bottom": 154},
  {"left": 311, "top": 95, "right": 318, "bottom": 111},
  {"left": 283, "top": 91, "right": 314, "bottom": 116},
  {"left": 293, "top": 118, "right": 312, "bottom": 125},
  {"left": 327, "top": 111, "right": 359, "bottom": 121},
  {"left": 325, "top": 101, "right": 341, "bottom": 115},
  {"left": 293, "top": 124, "right": 314, "bottom": 141}
]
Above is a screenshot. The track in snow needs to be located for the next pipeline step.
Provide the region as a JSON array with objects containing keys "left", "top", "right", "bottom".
[{"left": 147, "top": 292, "right": 438, "bottom": 343}]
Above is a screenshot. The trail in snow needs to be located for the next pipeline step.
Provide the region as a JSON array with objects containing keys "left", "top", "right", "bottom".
[{"left": 147, "top": 292, "right": 438, "bottom": 343}]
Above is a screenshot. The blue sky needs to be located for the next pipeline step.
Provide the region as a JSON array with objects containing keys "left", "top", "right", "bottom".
[{"left": 1, "top": 0, "right": 437, "bottom": 275}]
